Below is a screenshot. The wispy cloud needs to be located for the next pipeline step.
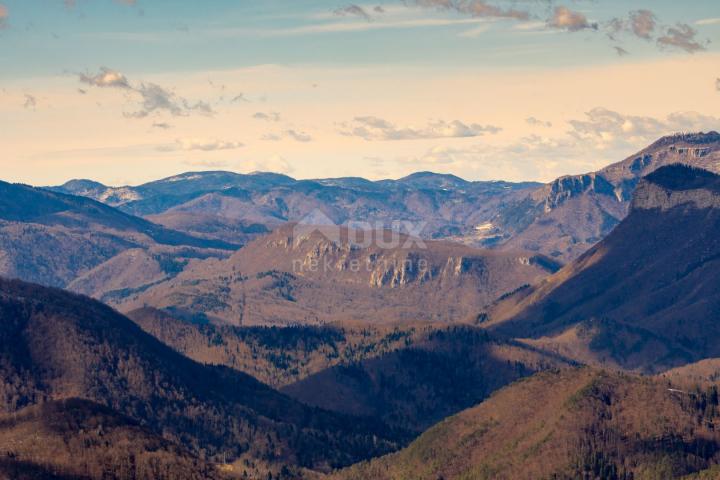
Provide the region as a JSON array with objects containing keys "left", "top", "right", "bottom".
[
  {"left": 262, "top": 15, "right": 495, "bottom": 35},
  {"left": 285, "top": 129, "right": 312, "bottom": 142},
  {"left": 23, "top": 94, "right": 37, "bottom": 110},
  {"left": 629, "top": 10, "right": 657, "bottom": 39},
  {"left": 613, "top": 46, "right": 629, "bottom": 56},
  {"left": 696, "top": 18, "right": 720, "bottom": 26},
  {"left": 608, "top": 10, "right": 656, "bottom": 40},
  {"left": 249, "top": 154, "right": 294, "bottom": 174},
  {"left": 458, "top": 23, "right": 491, "bottom": 38},
  {"left": 64, "top": 0, "right": 136, "bottom": 8},
  {"left": 526, "top": 116, "right": 552, "bottom": 128},
  {"left": 339, "top": 116, "right": 501, "bottom": 141},
  {"left": 77, "top": 67, "right": 215, "bottom": 118},
  {"left": 164, "top": 138, "right": 245, "bottom": 152},
  {"left": 334, "top": 4, "right": 373, "bottom": 21},
  {"left": 656, "top": 23, "right": 706, "bottom": 53},
  {"left": 253, "top": 111, "right": 281, "bottom": 122},
  {"left": 183, "top": 159, "right": 231, "bottom": 168},
  {"left": 408, "top": 0, "right": 529, "bottom": 21},
  {"left": 262, "top": 129, "right": 312, "bottom": 142}
]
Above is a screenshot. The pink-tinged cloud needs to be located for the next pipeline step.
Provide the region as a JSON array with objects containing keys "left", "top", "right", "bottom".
[
  {"left": 548, "top": 6, "right": 597, "bottom": 32},
  {"left": 0, "top": 4, "right": 8, "bottom": 28}
]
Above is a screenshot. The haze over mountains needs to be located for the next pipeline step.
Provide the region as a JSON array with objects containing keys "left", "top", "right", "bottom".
[{"left": 3, "top": 133, "right": 720, "bottom": 478}]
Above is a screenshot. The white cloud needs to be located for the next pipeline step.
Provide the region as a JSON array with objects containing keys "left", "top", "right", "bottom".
[
  {"left": 548, "top": 6, "right": 597, "bottom": 32},
  {"left": 696, "top": 18, "right": 720, "bottom": 26},
  {"left": 174, "top": 139, "right": 244, "bottom": 152},
  {"left": 458, "top": 23, "right": 491, "bottom": 38},
  {"left": 568, "top": 107, "right": 720, "bottom": 150},
  {"left": 339, "top": 116, "right": 501, "bottom": 140},
  {"left": 249, "top": 154, "right": 294, "bottom": 174},
  {"left": 79, "top": 67, "right": 131, "bottom": 89}
]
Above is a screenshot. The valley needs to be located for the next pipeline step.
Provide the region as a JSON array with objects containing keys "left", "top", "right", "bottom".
[{"left": 1, "top": 133, "right": 720, "bottom": 479}]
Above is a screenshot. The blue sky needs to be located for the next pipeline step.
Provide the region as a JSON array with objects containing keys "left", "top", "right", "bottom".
[{"left": 0, "top": 1, "right": 719, "bottom": 185}]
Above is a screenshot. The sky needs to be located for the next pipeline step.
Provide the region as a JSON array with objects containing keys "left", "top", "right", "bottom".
[{"left": 0, "top": 0, "right": 719, "bottom": 186}]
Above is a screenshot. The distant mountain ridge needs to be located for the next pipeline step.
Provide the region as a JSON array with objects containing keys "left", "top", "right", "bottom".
[
  {"left": 50, "top": 170, "right": 540, "bottom": 243},
  {"left": 0, "top": 180, "right": 236, "bottom": 290},
  {"left": 49, "top": 132, "right": 720, "bottom": 262}
]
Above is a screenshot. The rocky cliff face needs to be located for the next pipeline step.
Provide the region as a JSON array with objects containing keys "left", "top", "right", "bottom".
[
  {"left": 496, "top": 132, "right": 720, "bottom": 261},
  {"left": 536, "top": 173, "right": 617, "bottom": 213},
  {"left": 488, "top": 164, "right": 720, "bottom": 372},
  {"left": 631, "top": 164, "right": 720, "bottom": 212},
  {"left": 112, "top": 224, "right": 560, "bottom": 326}
]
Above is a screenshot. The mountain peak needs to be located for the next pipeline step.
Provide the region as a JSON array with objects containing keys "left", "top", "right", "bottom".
[
  {"left": 59, "top": 178, "right": 108, "bottom": 190},
  {"left": 395, "top": 171, "right": 470, "bottom": 188},
  {"left": 647, "top": 131, "right": 720, "bottom": 150}
]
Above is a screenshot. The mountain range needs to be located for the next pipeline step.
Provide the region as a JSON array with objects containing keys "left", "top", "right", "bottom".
[
  {"left": 0, "top": 181, "right": 236, "bottom": 292},
  {"left": 50, "top": 132, "right": 720, "bottom": 262},
  {"left": 2, "top": 132, "right": 720, "bottom": 478}
]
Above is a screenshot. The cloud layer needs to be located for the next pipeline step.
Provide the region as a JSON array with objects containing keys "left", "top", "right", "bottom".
[
  {"left": 340, "top": 116, "right": 501, "bottom": 141},
  {"left": 568, "top": 108, "right": 720, "bottom": 149}
]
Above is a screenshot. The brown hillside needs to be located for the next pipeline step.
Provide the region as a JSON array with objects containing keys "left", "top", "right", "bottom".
[
  {"left": 487, "top": 165, "right": 720, "bottom": 372},
  {"left": 0, "top": 398, "right": 220, "bottom": 480},
  {"left": 335, "top": 367, "right": 720, "bottom": 480},
  {"left": 0, "top": 277, "right": 402, "bottom": 475},
  {"left": 115, "top": 224, "right": 559, "bottom": 325}
]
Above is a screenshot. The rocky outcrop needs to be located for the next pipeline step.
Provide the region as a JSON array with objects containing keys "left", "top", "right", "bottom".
[
  {"left": 631, "top": 164, "right": 720, "bottom": 211},
  {"left": 538, "top": 173, "right": 616, "bottom": 213}
]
